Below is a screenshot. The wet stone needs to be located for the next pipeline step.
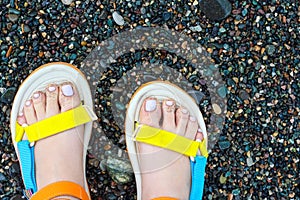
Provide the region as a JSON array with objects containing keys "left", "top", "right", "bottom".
[
  {"left": 106, "top": 157, "right": 133, "bottom": 184},
  {"left": 1, "top": 87, "right": 16, "bottom": 103},
  {"left": 246, "top": 157, "right": 254, "bottom": 167},
  {"left": 189, "top": 25, "right": 202, "bottom": 32},
  {"left": 112, "top": 11, "right": 125, "bottom": 26},
  {"left": 0, "top": 172, "right": 7, "bottom": 182},
  {"left": 61, "top": 0, "right": 73, "bottom": 5},
  {"left": 217, "top": 86, "right": 227, "bottom": 98},
  {"left": 8, "top": 14, "right": 19, "bottom": 22},
  {"left": 266, "top": 45, "right": 276, "bottom": 55},
  {"left": 232, "top": 188, "right": 241, "bottom": 196},
  {"left": 10, "top": 195, "right": 23, "bottom": 200},
  {"left": 239, "top": 90, "right": 250, "bottom": 100},
  {"left": 115, "top": 101, "right": 125, "bottom": 111},
  {"left": 162, "top": 12, "right": 171, "bottom": 21},
  {"left": 218, "top": 141, "right": 230, "bottom": 150}
]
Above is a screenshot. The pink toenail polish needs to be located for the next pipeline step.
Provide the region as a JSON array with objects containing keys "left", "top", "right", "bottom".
[
  {"left": 48, "top": 86, "right": 56, "bottom": 92},
  {"left": 181, "top": 108, "right": 188, "bottom": 114},
  {"left": 190, "top": 116, "right": 196, "bottom": 121},
  {"left": 166, "top": 100, "right": 174, "bottom": 106},
  {"left": 61, "top": 85, "right": 74, "bottom": 96},
  {"left": 145, "top": 99, "right": 157, "bottom": 112},
  {"left": 33, "top": 93, "right": 40, "bottom": 99},
  {"left": 25, "top": 100, "right": 31, "bottom": 106},
  {"left": 197, "top": 128, "right": 202, "bottom": 132}
]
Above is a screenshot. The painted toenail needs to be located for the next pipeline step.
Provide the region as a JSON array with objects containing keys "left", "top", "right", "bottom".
[
  {"left": 197, "top": 128, "right": 202, "bottom": 132},
  {"left": 33, "top": 93, "right": 40, "bottom": 99},
  {"left": 190, "top": 116, "right": 196, "bottom": 121},
  {"left": 19, "top": 112, "right": 24, "bottom": 116},
  {"left": 48, "top": 86, "right": 56, "bottom": 92},
  {"left": 145, "top": 99, "right": 157, "bottom": 112},
  {"left": 61, "top": 85, "right": 74, "bottom": 96},
  {"left": 166, "top": 100, "right": 174, "bottom": 106},
  {"left": 181, "top": 108, "right": 188, "bottom": 114},
  {"left": 25, "top": 100, "right": 31, "bottom": 106}
]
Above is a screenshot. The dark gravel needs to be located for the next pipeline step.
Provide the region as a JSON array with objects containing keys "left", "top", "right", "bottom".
[{"left": 0, "top": 0, "right": 299, "bottom": 199}]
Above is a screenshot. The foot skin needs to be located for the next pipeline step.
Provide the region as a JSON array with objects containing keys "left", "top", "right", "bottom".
[
  {"left": 17, "top": 83, "right": 85, "bottom": 200},
  {"left": 138, "top": 98, "right": 204, "bottom": 199}
]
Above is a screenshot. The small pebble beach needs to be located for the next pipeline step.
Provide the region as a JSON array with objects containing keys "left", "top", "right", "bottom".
[{"left": 0, "top": 0, "right": 299, "bottom": 199}]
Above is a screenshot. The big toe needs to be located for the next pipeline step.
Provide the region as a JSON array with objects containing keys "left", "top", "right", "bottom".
[
  {"left": 59, "top": 83, "right": 81, "bottom": 112},
  {"left": 139, "top": 98, "right": 161, "bottom": 128}
]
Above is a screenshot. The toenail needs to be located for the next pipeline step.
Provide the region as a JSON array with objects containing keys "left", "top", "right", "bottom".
[
  {"left": 48, "top": 86, "right": 56, "bottom": 92},
  {"left": 19, "top": 112, "right": 24, "bottom": 116},
  {"left": 197, "top": 128, "right": 202, "bottom": 132},
  {"left": 181, "top": 108, "right": 188, "bottom": 114},
  {"left": 25, "top": 100, "right": 31, "bottom": 106},
  {"left": 166, "top": 100, "right": 174, "bottom": 106},
  {"left": 190, "top": 116, "right": 196, "bottom": 121},
  {"left": 145, "top": 99, "right": 157, "bottom": 112},
  {"left": 61, "top": 85, "right": 74, "bottom": 96},
  {"left": 33, "top": 93, "right": 40, "bottom": 99}
]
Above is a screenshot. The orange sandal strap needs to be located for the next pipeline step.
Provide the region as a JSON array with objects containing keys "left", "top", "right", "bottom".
[{"left": 30, "top": 181, "right": 89, "bottom": 200}]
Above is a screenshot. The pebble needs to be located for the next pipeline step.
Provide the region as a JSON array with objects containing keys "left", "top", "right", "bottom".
[
  {"left": 212, "top": 103, "right": 222, "bottom": 115},
  {"left": 246, "top": 157, "right": 254, "bottom": 167},
  {"left": 112, "top": 11, "right": 125, "bottom": 26},
  {"left": 217, "top": 86, "right": 227, "bottom": 98},
  {"left": 0, "top": 172, "right": 7, "bottom": 182},
  {"left": 0, "top": 88, "right": 16, "bottom": 103},
  {"left": 189, "top": 25, "right": 202, "bottom": 32},
  {"left": 106, "top": 157, "right": 133, "bottom": 184},
  {"left": 61, "top": 0, "right": 73, "bottom": 5},
  {"left": 218, "top": 141, "right": 230, "bottom": 150}
]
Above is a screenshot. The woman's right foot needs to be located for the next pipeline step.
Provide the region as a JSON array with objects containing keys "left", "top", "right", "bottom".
[
  {"left": 17, "top": 83, "right": 85, "bottom": 199},
  {"left": 138, "top": 98, "right": 204, "bottom": 199}
]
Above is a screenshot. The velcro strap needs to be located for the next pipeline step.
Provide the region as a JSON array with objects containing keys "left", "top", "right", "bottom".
[
  {"left": 135, "top": 124, "right": 208, "bottom": 158},
  {"left": 15, "top": 105, "right": 97, "bottom": 143},
  {"left": 30, "top": 181, "right": 90, "bottom": 200},
  {"left": 190, "top": 155, "right": 207, "bottom": 200},
  {"left": 17, "top": 141, "right": 37, "bottom": 195}
]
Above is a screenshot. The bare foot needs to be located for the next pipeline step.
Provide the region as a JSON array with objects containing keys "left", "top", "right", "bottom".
[
  {"left": 17, "top": 83, "right": 85, "bottom": 200},
  {"left": 138, "top": 98, "right": 203, "bottom": 199}
]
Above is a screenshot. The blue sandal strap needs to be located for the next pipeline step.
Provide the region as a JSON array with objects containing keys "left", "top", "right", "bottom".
[
  {"left": 190, "top": 155, "right": 207, "bottom": 200},
  {"left": 17, "top": 140, "right": 37, "bottom": 197}
]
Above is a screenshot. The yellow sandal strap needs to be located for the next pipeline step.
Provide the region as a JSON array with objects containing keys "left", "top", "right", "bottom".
[
  {"left": 135, "top": 124, "right": 208, "bottom": 158},
  {"left": 15, "top": 105, "right": 97, "bottom": 143}
]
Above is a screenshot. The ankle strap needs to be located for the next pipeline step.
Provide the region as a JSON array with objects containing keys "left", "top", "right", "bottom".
[{"left": 31, "top": 181, "right": 90, "bottom": 200}]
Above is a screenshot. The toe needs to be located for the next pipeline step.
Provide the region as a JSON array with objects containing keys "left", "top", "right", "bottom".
[
  {"left": 17, "top": 112, "right": 27, "bottom": 125},
  {"left": 184, "top": 115, "right": 198, "bottom": 140},
  {"left": 32, "top": 92, "right": 46, "bottom": 121},
  {"left": 23, "top": 99, "right": 37, "bottom": 125},
  {"left": 46, "top": 84, "right": 59, "bottom": 118},
  {"left": 59, "top": 82, "right": 81, "bottom": 112},
  {"left": 162, "top": 99, "right": 176, "bottom": 132},
  {"left": 139, "top": 98, "right": 161, "bottom": 128},
  {"left": 195, "top": 128, "right": 204, "bottom": 141},
  {"left": 175, "top": 107, "right": 189, "bottom": 135}
]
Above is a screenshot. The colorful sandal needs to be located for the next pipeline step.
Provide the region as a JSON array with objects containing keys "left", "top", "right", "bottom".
[
  {"left": 10, "top": 62, "right": 97, "bottom": 199},
  {"left": 125, "top": 81, "right": 209, "bottom": 200}
]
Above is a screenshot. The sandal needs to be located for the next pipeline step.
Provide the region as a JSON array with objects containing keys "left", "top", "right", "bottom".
[
  {"left": 125, "top": 81, "right": 209, "bottom": 200},
  {"left": 10, "top": 62, "right": 97, "bottom": 199}
]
